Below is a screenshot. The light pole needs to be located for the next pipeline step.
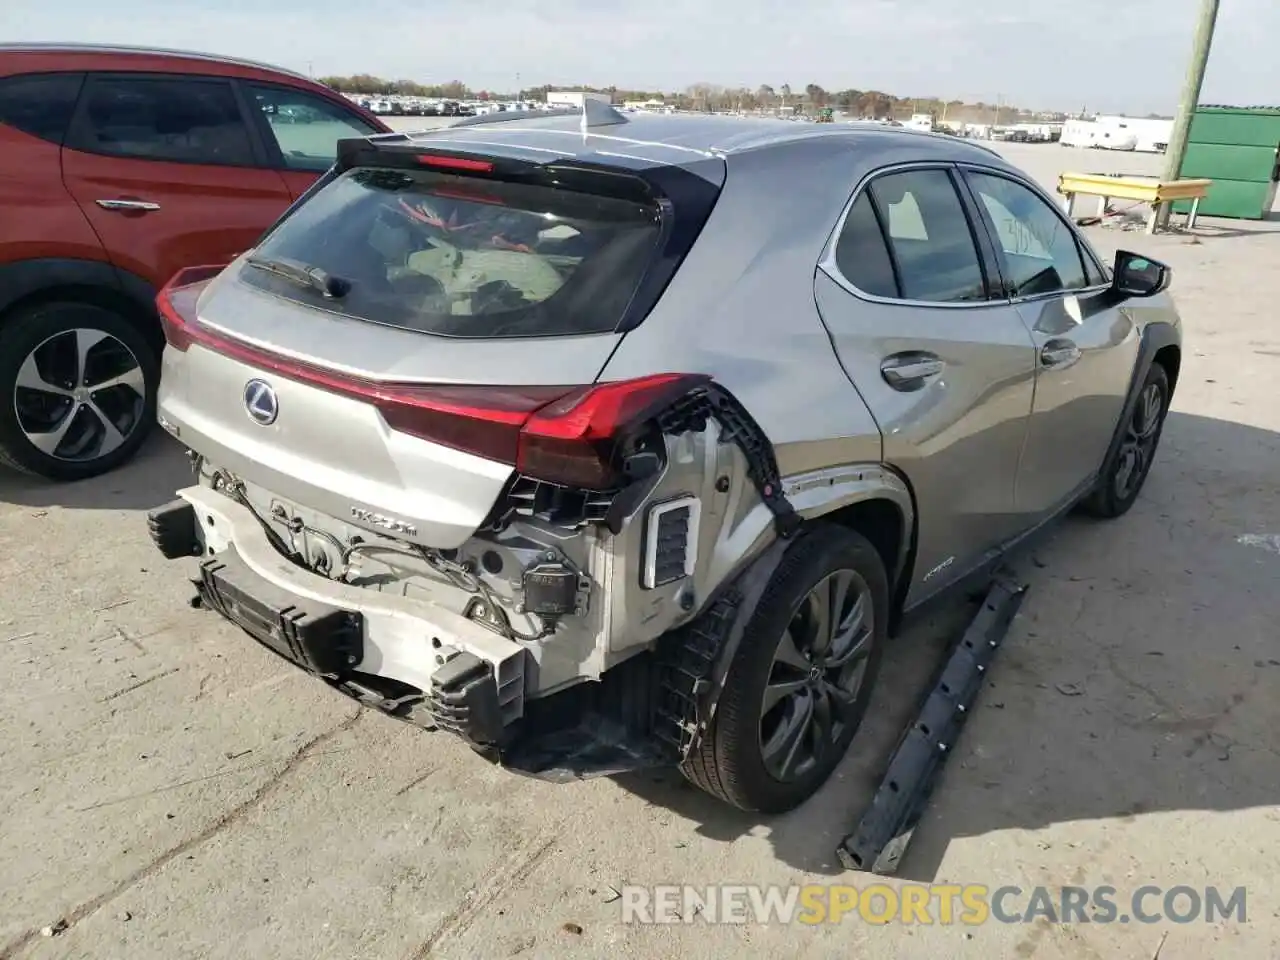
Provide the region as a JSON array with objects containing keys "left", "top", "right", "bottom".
[{"left": 1156, "top": 0, "right": 1221, "bottom": 227}]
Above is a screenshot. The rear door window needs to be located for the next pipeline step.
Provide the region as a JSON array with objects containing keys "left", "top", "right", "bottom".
[
  {"left": 0, "top": 72, "right": 85, "bottom": 144},
  {"left": 239, "top": 166, "right": 664, "bottom": 338},
  {"left": 245, "top": 83, "right": 379, "bottom": 172},
  {"left": 864, "top": 169, "right": 988, "bottom": 303},
  {"left": 71, "top": 75, "right": 256, "bottom": 166}
]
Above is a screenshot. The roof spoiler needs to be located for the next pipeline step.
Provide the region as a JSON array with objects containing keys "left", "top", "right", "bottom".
[{"left": 448, "top": 99, "right": 630, "bottom": 130}]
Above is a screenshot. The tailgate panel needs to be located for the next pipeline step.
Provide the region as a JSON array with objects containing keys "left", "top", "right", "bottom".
[
  {"left": 159, "top": 341, "right": 516, "bottom": 548},
  {"left": 155, "top": 273, "right": 624, "bottom": 548}
]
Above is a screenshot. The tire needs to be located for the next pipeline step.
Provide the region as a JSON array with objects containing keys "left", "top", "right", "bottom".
[
  {"left": 681, "top": 524, "right": 889, "bottom": 813},
  {"left": 0, "top": 301, "right": 158, "bottom": 481},
  {"left": 1080, "top": 362, "right": 1170, "bottom": 519}
]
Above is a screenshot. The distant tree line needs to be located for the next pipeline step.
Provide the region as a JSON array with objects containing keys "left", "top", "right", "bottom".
[{"left": 317, "top": 75, "right": 1063, "bottom": 123}]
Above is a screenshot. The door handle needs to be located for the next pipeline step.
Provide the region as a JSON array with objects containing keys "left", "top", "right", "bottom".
[
  {"left": 1040, "top": 339, "right": 1082, "bottom": 369},
  {"left": 96, "top": 198, "right": 161, "bottom": 212},
  {"left": 880, "top": 352, "right": 944, "bottom": 391}
]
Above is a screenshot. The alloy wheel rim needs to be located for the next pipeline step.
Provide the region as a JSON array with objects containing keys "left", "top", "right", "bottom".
[
  {"left": 1113, "top": 382, "right": 1164, "bottom": 499},
  {"left": 13, "top": 328, "right": 146, "bottom": 463},
  {"left": 759, "top": 568, "right": 874, "bottom": 783}
]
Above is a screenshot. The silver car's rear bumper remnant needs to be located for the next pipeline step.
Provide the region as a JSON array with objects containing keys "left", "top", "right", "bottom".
[
  {"left": 169, "top": 484, "right": 528, "bottom": 730},
  {"left": 836, "top": 573, "right": 1028, "bottom": 875}
]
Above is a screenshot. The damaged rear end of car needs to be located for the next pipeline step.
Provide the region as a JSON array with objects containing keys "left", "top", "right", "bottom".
[{"left": 148, "top": 127, "right": 793, "bottom": 776}]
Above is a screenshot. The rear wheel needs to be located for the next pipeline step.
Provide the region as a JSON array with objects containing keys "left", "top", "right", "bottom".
[
  {"left": 0, "top": 302, "right": 158, "bottom": 481},
  {"left": 1081, "top": 362, "right": 1170, "bottom": 519},
  {"left": 681, "top": 525, "right": 888, "bottom": 813}
]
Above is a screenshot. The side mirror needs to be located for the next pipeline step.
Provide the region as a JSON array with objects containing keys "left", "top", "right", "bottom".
[{"left": 1113, "top": 250, "right": 1171, "bottom": 298}]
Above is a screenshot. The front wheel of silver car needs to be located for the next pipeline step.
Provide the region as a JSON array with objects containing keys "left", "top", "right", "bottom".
[
  {"left": 1080, "top": 361, "right": 1170, "bottom": 520},
  {"left": 0, "top": 302, "right": 158, "bottom": 481},
  {"left": 681, "top": 525, "right": 889, "bottom": 814}
]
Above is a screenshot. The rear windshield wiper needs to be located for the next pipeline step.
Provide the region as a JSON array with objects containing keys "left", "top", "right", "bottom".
[{"left": 245, "top": 255, "right": 351, "bottom": 299}]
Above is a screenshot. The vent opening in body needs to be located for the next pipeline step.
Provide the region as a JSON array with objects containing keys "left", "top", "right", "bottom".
[{"left": 642, "top": 496, "right": 701, "bottom": 588}]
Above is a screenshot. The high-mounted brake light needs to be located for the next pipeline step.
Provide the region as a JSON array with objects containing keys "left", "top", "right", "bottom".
[
  {"left": 416, "top": 154, "right": 494, "bottom": 172},
  {"left": 156, "top": 275, "right": 709, "bottom": 489}
]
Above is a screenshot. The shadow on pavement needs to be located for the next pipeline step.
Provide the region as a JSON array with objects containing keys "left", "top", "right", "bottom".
[
  {"left": 5, "top": 409, "right": 1276, "bottom": 880},
  {"left": 616, "top": 411, "right": 1280, "bottom": 878},
  {"left": 0, "top": 433, "right": 190, "bottom": 512}
]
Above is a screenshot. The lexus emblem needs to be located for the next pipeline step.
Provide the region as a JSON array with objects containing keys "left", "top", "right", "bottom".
[{"left": 243, "top": 379, "right": 278, "bottom": 425}]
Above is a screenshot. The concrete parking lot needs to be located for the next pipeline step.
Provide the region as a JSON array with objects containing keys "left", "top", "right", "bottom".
[{"left": 2, "top": 136, "right": 1278, "bottom": 960}]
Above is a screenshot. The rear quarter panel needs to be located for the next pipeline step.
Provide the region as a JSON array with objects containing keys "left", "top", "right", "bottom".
[
  {"left": 0, "top": 125, "right": 105, "bottom": 267},
  {"left": 600, "top": 138, "right": 890, "bottom": 476}
]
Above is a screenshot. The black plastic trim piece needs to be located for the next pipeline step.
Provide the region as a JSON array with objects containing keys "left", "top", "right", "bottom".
[
  {"left": 110, "top": 265, "right": 159, "bottom": 315},
  {"left": 0, "top": 257, "right": 131, "bottom": 317},
  {"left": 653, "top": 588, "right": 741, "bottom": 758},
  {"left": 657, "top": 385, "right": 800, "bottom": 539},
  {"left": 427, "top": 651, "right": 506, "bottom": 746},
  {"left": 655, "top": 534, "right": 791, "bottom": 759},
  {"left": 147, "top": 499, "right": 200, "bottom": 559},
  {"left": 837, "top": 572, "right": 1027, "bottom": 874},
  {"left": 196, "top": 549, "right": 363, "bottom": 677},
  {"left": 498, "top": 648, "right": 674, "bottom": 781}
]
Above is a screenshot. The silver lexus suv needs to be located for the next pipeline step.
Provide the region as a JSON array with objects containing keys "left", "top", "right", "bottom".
[{"left": 148, "top": 105, "right": 1181, "bottom": 813}]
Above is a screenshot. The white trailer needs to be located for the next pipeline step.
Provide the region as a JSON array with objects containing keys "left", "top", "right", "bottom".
[
  {"left": 1060, "top": 119, "right": 1137, "bottom": 151},
  {"left": 545, "top": 91, "right": 613, "bottom": 109},
  {"left": 1095, "top": 115, "right": 1173, "bottom": 153}
]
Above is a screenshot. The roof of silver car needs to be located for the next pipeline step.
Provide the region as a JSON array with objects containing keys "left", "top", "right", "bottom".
[
  {"left": 402, "top": 110, "right": 1006, "bottom": 165},
  {"left": 0, "top": 43, "right": 309, "bottom": 81}
]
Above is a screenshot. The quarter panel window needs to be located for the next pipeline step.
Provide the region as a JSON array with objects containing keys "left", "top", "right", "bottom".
[
  {"left": 967, "top": 171, "right": 1089, "bottom": 297},
  {"left": 0, "top": 72, "right": 85, "bottom": 144},
  {"left": 246, "top": 83, "right": 378, "bottom": 172},
  {"left": 75, "top": 76, "right": 255, "bottom": 166},
  {"left": 833, "top": 192, "right": 898, "bottom": 298}
]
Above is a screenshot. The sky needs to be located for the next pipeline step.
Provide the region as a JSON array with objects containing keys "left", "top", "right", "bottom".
[{"left": 3, "top": 0, "right": 1276, "bottom": 115}]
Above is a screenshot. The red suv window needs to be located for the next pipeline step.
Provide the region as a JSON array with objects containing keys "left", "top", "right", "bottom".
[
  {"left": 68, "top": 75, "right": 257, "bottom": 167},
  {"left": 245, "top": 82, "right": 380, "bottom": 173},
  {"left": 0, "top": 72, "right": 85, "bottom": 144}
]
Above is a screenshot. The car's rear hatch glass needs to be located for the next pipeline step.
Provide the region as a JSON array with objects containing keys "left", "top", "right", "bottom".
[{"left": 238, "top": 165, "right": 664, "bottom": 339}]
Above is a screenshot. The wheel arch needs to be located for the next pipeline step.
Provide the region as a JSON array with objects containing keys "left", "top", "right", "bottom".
[
  {"left": 1096, "top": 321, "right": 1181, "bottom": 484},
  {"left": 1152, "top": 341, "right": 1181, "bottom": 396},
  {"left": 0, "top": 258, "right": 161, "bottom": 353},
  {"left": 784, "top": 462, "right": 918, "bottom": 629}
]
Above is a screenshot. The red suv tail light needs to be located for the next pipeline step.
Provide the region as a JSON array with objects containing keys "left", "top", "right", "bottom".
[{"left": 155, "top": 267, "right": 709, "bottom": 489}]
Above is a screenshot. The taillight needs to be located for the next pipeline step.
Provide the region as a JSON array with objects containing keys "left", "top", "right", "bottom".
[
  {"left": 518, "top": 374, "right": 708, "bottom": 488},
  {"left": 155, "top": 267, "right": 708, "bottom": 488},
  {"left": 156, "top": 265, "right": 228, "bottom": 351},
  {"left": 378, "top": 374, "right": 710, "bottom": 489}
]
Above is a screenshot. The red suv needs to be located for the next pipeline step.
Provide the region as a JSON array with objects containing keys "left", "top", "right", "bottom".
[{"left": 0, "top": 44, "right": 389, "bottom": 480}]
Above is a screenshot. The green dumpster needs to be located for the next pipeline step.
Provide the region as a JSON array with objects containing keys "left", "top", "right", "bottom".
[{"left": 1175, "top": 106, "right": 1280, "bottom": 220}]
